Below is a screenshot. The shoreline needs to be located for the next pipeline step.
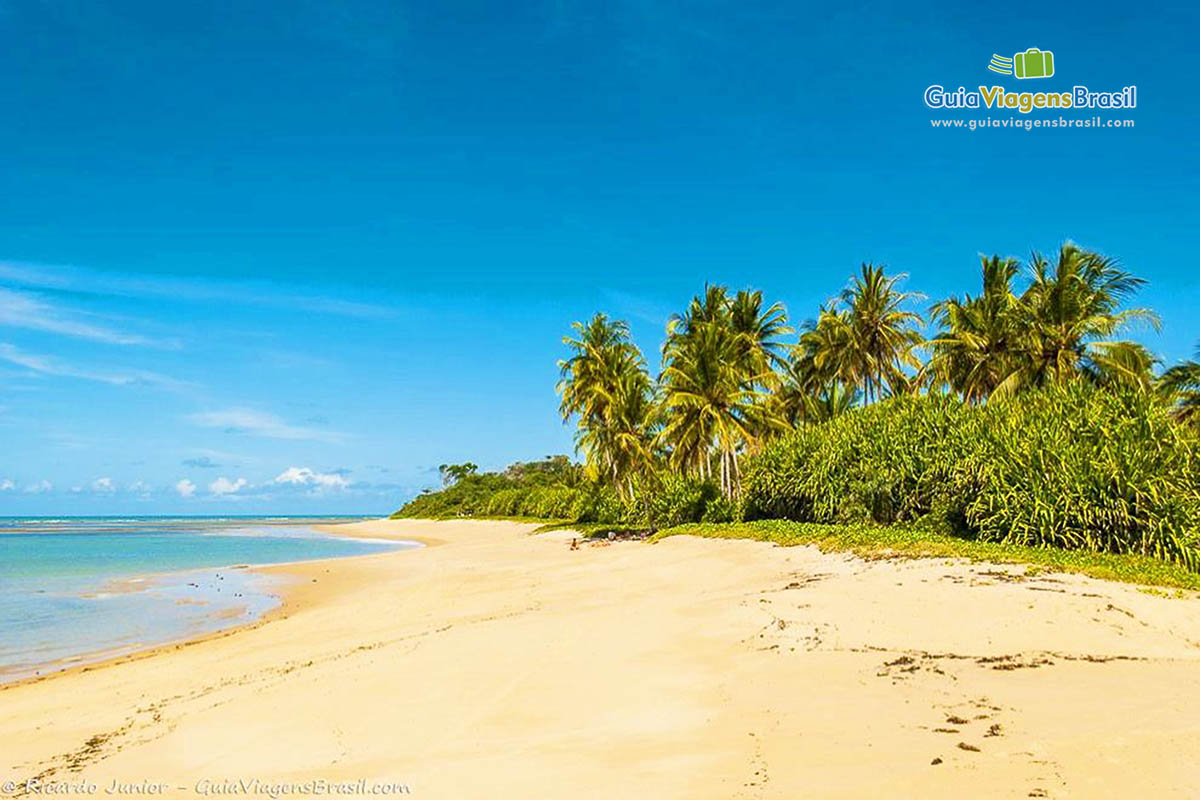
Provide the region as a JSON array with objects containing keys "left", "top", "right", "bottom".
[
  {"left": 0, "top": 521, "right": 421, "bottom": 689},
  {"left": 3, "top": 518, "right": 1199, "bottom": 797}
]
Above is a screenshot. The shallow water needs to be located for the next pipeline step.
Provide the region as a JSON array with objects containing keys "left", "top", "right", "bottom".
[{"left": 0, "top": 517, "right": 412, "bottom": 680}]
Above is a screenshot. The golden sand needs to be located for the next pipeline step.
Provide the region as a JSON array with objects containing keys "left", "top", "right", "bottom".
[{"left": 2, "top": 518, "right": 1199, "bottom": 798}]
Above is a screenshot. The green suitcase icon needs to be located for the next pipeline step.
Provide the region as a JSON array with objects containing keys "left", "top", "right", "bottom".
[{"left": 1014, "top": 48, "right": 1054, "bottom": 79}]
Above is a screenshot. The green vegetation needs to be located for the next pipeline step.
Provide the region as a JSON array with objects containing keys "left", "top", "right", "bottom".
[
  {"left": 396, "top": 241, "right": 1200, "bottom": 576},
  {"left": 392, "top": 456, "right": 587, "bottom": 521},
  {"left": 741, "top": 385, "right": 1200, "bottom": 568}
]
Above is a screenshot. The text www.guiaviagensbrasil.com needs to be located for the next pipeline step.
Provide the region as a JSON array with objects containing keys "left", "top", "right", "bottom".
[{"left": 930, "top": 116, "right": 1134, "bottom": 131}]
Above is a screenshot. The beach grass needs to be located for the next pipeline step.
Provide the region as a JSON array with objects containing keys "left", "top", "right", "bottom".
[{"left": 538, "top": 519, "right": 1200, "bottom": 593}]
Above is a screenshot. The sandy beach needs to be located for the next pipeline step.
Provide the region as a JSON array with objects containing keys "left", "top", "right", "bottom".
[{"left": 3, "top": 518, "right": 1200, "bottom": 799}]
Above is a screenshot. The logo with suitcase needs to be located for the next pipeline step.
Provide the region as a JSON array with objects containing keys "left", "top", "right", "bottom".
[{"left": 988, "top": 48, "right": 1055, "bottom": 79}]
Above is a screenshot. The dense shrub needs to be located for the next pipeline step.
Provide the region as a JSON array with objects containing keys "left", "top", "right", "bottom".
[
  {"left": 743, "top": 384, "right": 1200, "bottom": 568},
  {"left": 635, "top": 475, "right": 723, "bottom": 528},
  {"left": 395, "top": 467, "right": 727, "bottom": 528},
  {"left": 393, "top": 457, "right": 584, "bottom": 520},
  {"left": 520, "top": 486, "right": 580, "bottom": 519},
  {"left": 482, "top": 488, "right": 527, "bottom": 517},
  {"left": 402, "top": 484, "right": 584, "bottom": 520},
  {"left": 570, "top": 484, "right": 627, "bottom": 524},
  {"left": 962, "top": 383, "right": 1200, "bottom": 567},
  {"left": 700, "top": 494, "right": 739, "bottom": 524},
  {"left": 742, "top": 394, "right": 968, "bottom": 524},
  {"left": 393, "top": 472, "right": 517, "bottom": 518}
]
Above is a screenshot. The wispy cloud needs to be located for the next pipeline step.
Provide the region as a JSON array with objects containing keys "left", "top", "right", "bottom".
[
  {"left": 175, "top": 478, "right": 196, "bottom": 498},
  {"left": 0, "top": 287, "right": 174, "bottom": 347},
  {"left": 182, "top": 455, "right": 221, "bottom": 469},
  {"left": 0, "top": 343, "right": 187, "bottom": 389},
  {"left": 0, "top": 261, "right": 395, "bottom": 320},
  {"left": 189, "top": 408, "right": 346, "bottom": 443}
]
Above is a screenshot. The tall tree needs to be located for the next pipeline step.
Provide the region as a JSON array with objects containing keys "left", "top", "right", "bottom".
[
  {"left": 996, "top": 243, "right": 1159, "bottom": 396},
  {"left": 658, "top": 286, "right": 786, "bottom": 496},
  {"left": 438, "top": 462, "right": 478, "bottom": 486},
  {"left": 838, "top": 263, "right": 924, "bottom": 402},
  {"left": 728, "top": 288, "right": 792, "bottom": 376},
  {"left": 775, "top": 305, "right": 859, "bottom": 424},
  {"left": 926, "top": 255, "right": 1021, "bottom": 403},
  {"left": 557, "top": 314, "right": 655, "bottom": 500}
]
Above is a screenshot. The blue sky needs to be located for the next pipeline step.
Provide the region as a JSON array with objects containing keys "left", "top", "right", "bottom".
[{"left": 1, "top": 0, "right": 1197, "bottom": 514}]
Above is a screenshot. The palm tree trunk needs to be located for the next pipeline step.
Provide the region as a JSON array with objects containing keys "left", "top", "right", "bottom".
[{"left": 719, "top": 448, "right": 734, "bottom": 498}]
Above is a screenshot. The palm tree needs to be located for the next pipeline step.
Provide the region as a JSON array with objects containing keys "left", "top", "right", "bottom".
[
  {"left": 838, "top": 264, "right": 924, "bottom": 402},
  {"left": 1159, "top": 344, "right": 1200, "bottom": 424},
  {"left": 773, "top": 362, "right": 857, "bottom": 426},
  {"left": 926, "top": 255, "right": 1021, "bottom": 403},
  {"left": 798, "top": 304, "right": 857, "bottom": 390},
  {"left": 1085, "top": 341, "right": 1159, "bottom": 391},
  {"left": 665, "top": 284, "right": 729, "bottom": 343},
  {"left": 659, "top": 323, "right": 769, "bottom": 496},
  {"left": 995, "top": 243, "right": 1159, "bottom": 396},
  {"left": 557, "top": 314, "right": 655, "bottom": 500},
  {"left": 728, "top": 289, "right": 792, "bottom": 376},
  {"left": 772, "top": 305, "right": 859, "bottom": 424},
  {"left": 927, "top": 246, "right": 1158, "bottom": 402},
  {"left": 658, "top": 286, "right": 787, "bottom": 496}
]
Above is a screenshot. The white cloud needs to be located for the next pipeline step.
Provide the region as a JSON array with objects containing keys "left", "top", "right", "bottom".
[
  {"left": 175, "top": 479, "right": 196, "bottom": 498},
  {"left": 0, "top": 478, "right": 14, "bottom": 491},
  {"left": 128, "top": 480, "right": 151, "bottom": 496},
  {"left": 189, "top": 408, "right": 344, "bottom": 443},
  {"left": 25, "top": 480, "right": 52, "bottom": 494},
  {"left": 0, "top": 287, "right": 167, "bottom": 346},
  {"left": 0, "top": 343, "right": 186, "bottom": 390},
  {"left": 273, "top": 466, "right": 350, "bottom": 492},
  {"left": 209, "top": 476, "right": 249, "bottom": 496},
  {"left": 92, "top": 477, "right": 115, "bottom": 493}
]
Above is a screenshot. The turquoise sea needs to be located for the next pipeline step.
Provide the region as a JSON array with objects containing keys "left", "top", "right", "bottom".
[{"left": 0, "top": 517, "right": 414, "bottom": 681}]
